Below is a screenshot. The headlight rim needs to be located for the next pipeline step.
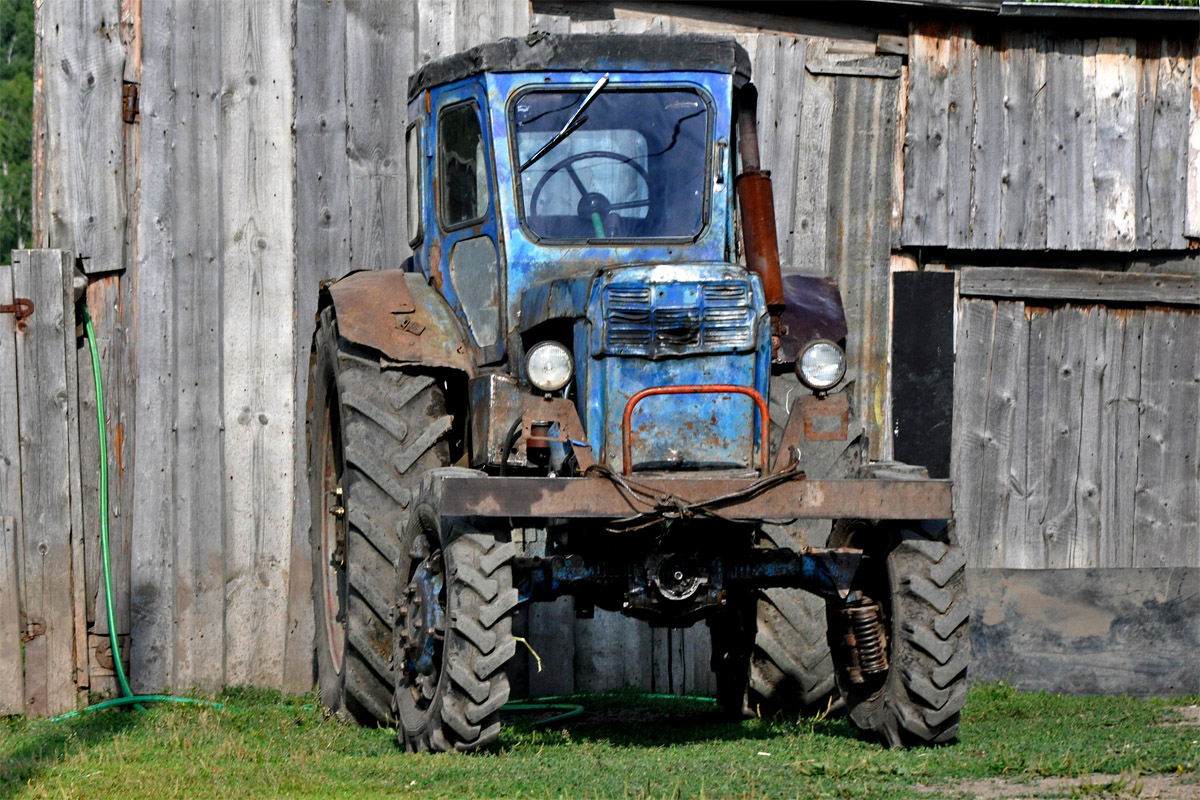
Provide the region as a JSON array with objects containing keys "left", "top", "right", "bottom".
[
  {"left": 525, "top": 340, "right": 575, "bottom": 393},
  {"left": 796, "top": 338, "right": 846, "bottom": 392}
]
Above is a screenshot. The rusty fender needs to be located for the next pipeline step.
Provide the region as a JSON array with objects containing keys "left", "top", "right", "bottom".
[
  {"left": 319, "top": 270, "right": 477, "bottom": 375},
  {"left": 431, "top": 474, "right": 952, "bottom": 521}
]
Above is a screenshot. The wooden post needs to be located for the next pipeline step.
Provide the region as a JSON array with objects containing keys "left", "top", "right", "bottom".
[
  {"left": 11, "top": 249, "right": 86, "bottom": 716},
  {"left": 0, "top": 260, "right": 26, "bottom": 714}
]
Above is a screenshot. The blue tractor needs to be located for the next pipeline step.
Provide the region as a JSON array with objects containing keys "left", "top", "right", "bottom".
[{"left": 308, "top": 33, "right": 967, "bottom": 752}]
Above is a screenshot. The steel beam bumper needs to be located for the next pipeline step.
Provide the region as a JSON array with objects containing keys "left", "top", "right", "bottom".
[{"left": 435, "top": 476, "right": 952, "bottom": 520}]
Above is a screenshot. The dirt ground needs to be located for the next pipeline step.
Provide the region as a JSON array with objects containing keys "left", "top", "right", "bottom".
[{"left": 920, "top": 774, "right": 1200, "bottom": 799}]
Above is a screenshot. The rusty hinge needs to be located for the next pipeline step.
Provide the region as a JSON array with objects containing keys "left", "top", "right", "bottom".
[
  {"left": 122, "top": 81, "right": 139, "bottom": 124},
  {"left": 0, "top": 297, "right": 33, "bottom": 331}
]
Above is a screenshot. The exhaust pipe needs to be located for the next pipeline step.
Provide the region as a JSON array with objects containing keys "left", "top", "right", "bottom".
[{"left": 735, "top": 84, "right": 785, "bottom": 315}]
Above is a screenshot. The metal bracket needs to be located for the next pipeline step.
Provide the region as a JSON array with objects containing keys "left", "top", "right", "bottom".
[{"left": 0, "top": 298, "right": 34, "bottom": 331}]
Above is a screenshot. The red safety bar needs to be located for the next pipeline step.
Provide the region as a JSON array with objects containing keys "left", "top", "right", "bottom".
[{"left": 620, "top": 385, "right": 770, "bottom": 476}]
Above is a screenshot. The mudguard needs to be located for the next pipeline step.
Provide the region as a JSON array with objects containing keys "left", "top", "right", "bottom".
[{"left": 319, "top": 270, "right": 477, "bottom": 376}]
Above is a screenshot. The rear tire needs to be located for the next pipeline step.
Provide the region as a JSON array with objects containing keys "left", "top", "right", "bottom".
[
  {"left": 826, "top": 519, "right": 969, "bottom": 747},
  {"left": 309, "top": 307, "right": 452, "bottom": 724}
]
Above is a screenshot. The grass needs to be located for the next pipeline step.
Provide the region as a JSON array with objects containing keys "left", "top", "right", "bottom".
[{"left": 0, "top": 683, "right": 1196, "bottom": 799}]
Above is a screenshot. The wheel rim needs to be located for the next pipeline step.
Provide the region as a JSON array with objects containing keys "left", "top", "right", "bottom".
[
  {"left": 319, "top": 399, "right": 346, "bottom": 674},
  {"left": 398, "top": 515, "right": 447, "bottom": 712}
]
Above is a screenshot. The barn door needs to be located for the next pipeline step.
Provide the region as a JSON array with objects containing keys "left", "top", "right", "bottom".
[{"left": 952, "top": 267, "right": 1200, "bottom": 571}]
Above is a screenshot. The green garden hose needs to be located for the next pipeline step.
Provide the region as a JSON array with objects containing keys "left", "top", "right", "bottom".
[{"left": 67, "top": 308, "right": 221, "bottom": 721}]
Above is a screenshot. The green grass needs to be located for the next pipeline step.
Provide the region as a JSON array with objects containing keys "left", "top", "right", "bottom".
[{"left": 1, "top": 684, "right": 1197, "bottom": 799}]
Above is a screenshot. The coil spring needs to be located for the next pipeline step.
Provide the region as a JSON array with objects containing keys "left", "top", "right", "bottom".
[{"left": 845, "top": 601, "right": 888, "bottom": 676}]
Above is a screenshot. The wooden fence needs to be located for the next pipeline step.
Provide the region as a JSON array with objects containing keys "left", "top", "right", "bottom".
[{"left": 0, "top": 251, "right": 86, "bottom": 717}]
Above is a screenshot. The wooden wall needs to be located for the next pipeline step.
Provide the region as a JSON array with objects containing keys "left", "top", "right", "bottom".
[
  {"left": 903, "top": 22, "right": 1199, "bottom": 251},
  {"left": 954, "top": 268, "right": 1200, "bottom": 570},
  {"left": 17, "top": 0, "right": 1200, "bottom": 709}
]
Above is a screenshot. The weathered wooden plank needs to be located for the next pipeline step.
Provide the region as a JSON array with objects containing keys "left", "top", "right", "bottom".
[
  {"left": 682, "top": 626, "right": 714, "bottom": 697},
  {"left": 527, "top": 597, "right": 575, "bottom": 696},
  {"left": 575, "top": 611, "right": 647, "bottom": 692},
  {"left": 891, "top": 63, "right": 908, "bottom": 251},
  {"left": 1099, "top": 308, "right": 1142, "bottom": 568},
  {"left": 952, "top": 299, "right": 995, "bottom": 567},
  {"left": 1073, "top": 306, "right": 1108, "bottom": 568},
  {"left": 970, "top": 29, "right": 1004, "bottom": 249},
  {"left": 826, "top": 69, "right": 898, "bottom": 460},
  {"left": 0, "top": 261, "right": 23, "bottom": 575},
  {"left": 1003, "top": 301, "right": 1031, "bottom": 566},
  {"left": 1143, "top": 39, "right": 1191, "bottom": 250},
  {"left": 960, "top": 267, "right": 1200, "bottom": 306},
  {"left": 289, "top": 0, "right": 352, "bottom": 694},
  {"left": 1020, "top": 306, "right": 1053, "bottom": 569},
  {"left": 1132, "top": 309, "right": 1200, "bottom": 568},
  {"left": 129, "top": 0, "right": 176, "bottom": 694},
  {"left": 978, "top": 302, "right": 1026, "bottom": 568},
  {"left": 998, "top": 29, "right": 1047, "bottom": 249},
  {"left": 415, "top": 0, "right": 456, "bottom": 67},
  {"left": 968, "top": 567, "right": 1199, "bottom": 697},
  {"left": 0, "top": 260, "right": 22, "bottom": 714},
  {"left": 1040, "top": 306, "right": 1087, "bottom": 568},
  {"left": 12, "top": 250, "right": 79, "bottom": 716},
  {"left": 63, "top": 268, "right": 88, "bottom": 703},
  {"left": 791, "top": 40, "right": 833, "bottom": 273},
  {"left": 39, "top": 0, "right": 126, "bottom": 274},
  {"left": 945, "top": 25, "right": 975, "bottom": 249},
  {"left": 457, "top": 0, "right": 530, "bottom": 50},
  {"left": 1093, "top": 37, "right": 1138, "bottom": 250},
  {"left": 0, "top": 517, "right": 22, "bottom": 714},
  {"left": 752, "top": 35, "right": 805, "bottom": 266},
  {"left": 902, "top": 21, "right": 949, "bottom": 246},
  {"left": 1046, "top": 38, "right": 1099, "bottom": 250},
  {"left": 77, "top": 276, "right": 131, "bottom": 701},
  {"left": 347, "top": 1, "right": 406, "bottom": 273},
  {"left": 1188, "top": 35, "right": 1200, "bottom": 239},
  {"left": 220, "top": 0, "right": 296, "bottom": 688},
  {"left": 173, "top": 0, "right": 226, "bottom": 693}
]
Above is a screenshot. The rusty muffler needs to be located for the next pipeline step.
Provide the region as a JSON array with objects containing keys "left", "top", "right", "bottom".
[{"left": 735, "top": 84, "right": 784, "bottom": 314}]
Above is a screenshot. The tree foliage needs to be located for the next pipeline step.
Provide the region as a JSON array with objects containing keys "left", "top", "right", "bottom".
[{"left": 0, "top": 0, "right": 33, "bottom": 256}]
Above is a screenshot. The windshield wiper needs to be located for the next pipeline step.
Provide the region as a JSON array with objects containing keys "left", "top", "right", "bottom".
[{"left": 519, "top": 72, "right": 609, "bottom": 172}]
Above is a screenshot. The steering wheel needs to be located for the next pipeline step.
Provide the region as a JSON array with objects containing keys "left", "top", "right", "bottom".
[{"left": 528, "top": 151, "right": 652, "bottom": 237}]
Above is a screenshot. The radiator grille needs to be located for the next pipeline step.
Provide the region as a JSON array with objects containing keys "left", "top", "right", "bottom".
[{"left": 603, "top": 281, "right": 754, "bottom": 356}]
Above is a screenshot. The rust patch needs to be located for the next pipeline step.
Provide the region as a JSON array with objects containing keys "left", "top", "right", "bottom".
[
  {"left": 801, "top": 392, "right": 850, "bottom": 442},
  {"left": 326, "top": 271, "right": 422, "bottom": 363}
]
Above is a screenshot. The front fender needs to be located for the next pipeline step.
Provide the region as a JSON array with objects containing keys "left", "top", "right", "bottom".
[{"left": 319, "top": 270, "right": 477, "bottom": 376}]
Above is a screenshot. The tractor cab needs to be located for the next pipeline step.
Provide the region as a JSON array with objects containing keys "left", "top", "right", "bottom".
[{"left": 404, "top": 35, "right": 793, "bottom": 474}]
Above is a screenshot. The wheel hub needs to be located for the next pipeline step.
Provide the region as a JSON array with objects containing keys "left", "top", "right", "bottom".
[{"left": 398, "top": 534, "right": 445, "bottom": 701}]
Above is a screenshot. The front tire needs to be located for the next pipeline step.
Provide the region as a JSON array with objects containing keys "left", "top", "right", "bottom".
[
  {"left": 394, "top": 471, "right": 518, "bottom": 752},
  {"left": 826, "top": 519, "right": 969, "bottom": 747},
  {"left": 309, "top": 307, "right": 452, "bottom": 724}
]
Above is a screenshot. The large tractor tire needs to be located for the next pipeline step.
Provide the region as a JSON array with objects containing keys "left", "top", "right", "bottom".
[
  {"left": 309, "top": 307, "right": 452, "bottom": 724},
  {"left": 826, "top": 519, "right": 969, "bottom": 747},
  {"left": 394, "top": 470, "right": 518, "bottom": 752},
  {"left": 713, "top": 376, "right": 849, "bottom": 718}
]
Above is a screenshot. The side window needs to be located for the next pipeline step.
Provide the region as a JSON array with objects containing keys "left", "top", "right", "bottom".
[
  {"left": 438, "top": 102, "right": 488, "bottom": 229},
  {"left": 405, "top": 121, "right": 422, "bottom": 245}
]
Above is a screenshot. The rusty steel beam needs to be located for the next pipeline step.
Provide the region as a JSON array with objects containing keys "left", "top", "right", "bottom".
[{"left": 435, "top": 476, "right": 952, "bottom": 520}]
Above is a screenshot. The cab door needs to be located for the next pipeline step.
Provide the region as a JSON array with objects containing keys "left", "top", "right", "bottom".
[{"left": 427, "top": 81, "right": 505, "bottom": 365}]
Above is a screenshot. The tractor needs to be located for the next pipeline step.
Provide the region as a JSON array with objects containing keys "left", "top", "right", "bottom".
[{"left": 307, "top": 33, "right": 968, "bottom": 752}]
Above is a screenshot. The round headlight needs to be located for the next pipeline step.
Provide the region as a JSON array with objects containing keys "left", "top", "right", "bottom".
[
  {"left": 797, "top": 339, "right": 846, "bottom": 392},
  {"left": 526, "top": 341, "right": 574, "bottom": 393}
]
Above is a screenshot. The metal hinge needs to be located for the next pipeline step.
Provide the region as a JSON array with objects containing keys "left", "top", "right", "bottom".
[{"left": 122, "top": 81, "right": 139, "bottom": 124}]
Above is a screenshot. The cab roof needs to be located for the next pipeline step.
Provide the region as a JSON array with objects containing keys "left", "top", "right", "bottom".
[{"left": 407, "top": 33, "right": 752, "bottom": 102}]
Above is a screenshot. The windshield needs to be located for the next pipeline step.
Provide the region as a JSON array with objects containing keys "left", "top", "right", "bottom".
[{"left": 512, "top": 88, "right": 710, "bottom": 241}]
